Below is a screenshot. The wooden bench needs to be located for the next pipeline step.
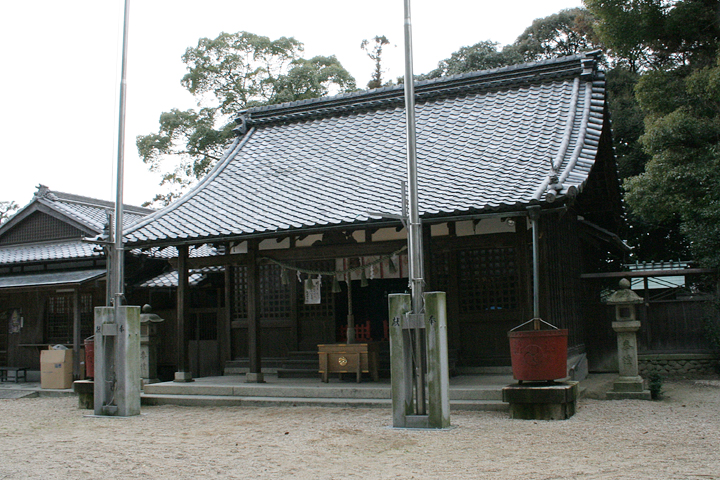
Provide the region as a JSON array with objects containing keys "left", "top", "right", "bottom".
[{"left": 0, "top": 367, "right": 28, "bottom": 383}]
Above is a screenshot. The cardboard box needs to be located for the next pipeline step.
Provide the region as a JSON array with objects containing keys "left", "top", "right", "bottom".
[{"left": 40, "top": 349, "right": 73, "bottom": 389}]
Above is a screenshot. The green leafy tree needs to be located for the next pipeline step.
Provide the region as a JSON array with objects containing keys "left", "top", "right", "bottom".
[
  {"left": 587, "top": 0, "right": 720, "bottom": 265},
  {"left": 513, "top": 7, "right": 601, "bottom": 61},
  {"left": 361, "top": 35, "right": 392, "bottom": 89},
  {"left": 423, "top": 8, "right": 600, "bottom": 80},
  {"left": 586, "top": 0, "right": 720, "bottom": 71},
  {"left": 422, "top": 41, "right": 523, "bottom": 79},
  {"left": 0, "top": 200, "right": 18, "bottom": 224},
  {"left": 624, "top": 60, "right": 720, "bottom": 267},
  {"left": 138, "top": 31, "right": 356, "bottom": 206}
]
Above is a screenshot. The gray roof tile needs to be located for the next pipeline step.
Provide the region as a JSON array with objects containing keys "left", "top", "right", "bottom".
[
  {"left": 125, "top": 53, "right": 608, "bottom": 246},
  {"left": 36, "top": 190, "right": 152, "bottom": 233},
  {"left": 0, "top": 241, "right": 100, "bottom": 264}
]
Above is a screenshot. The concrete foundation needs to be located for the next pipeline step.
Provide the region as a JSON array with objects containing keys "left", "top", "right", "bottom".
[
  {"left": 174, "top": 371, "right": 194, "bottom": 383},
  {"left": 245, "top": 372, "right": 265, "bottom": 383},
  {"left": 606, "top": 375, "right": 652, "bottom": 400},
  {"left": 94, "top": 306, "right": 141, "bottom": 416},
  {"left": 502, "top": 382, "right": 579, "bottom": 420},
  {"left": 73, "top": 380, "right": 94, "bottom": 409},
  {"left": 388, "top": 292, "right": 450, "bottom": 429}
]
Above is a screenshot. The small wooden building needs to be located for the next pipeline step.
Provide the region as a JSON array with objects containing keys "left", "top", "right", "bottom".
[
  {"left": 123, "top": 52, "right": 624, "bottom": 380},
  {"left": 0, "top": 186, "right": 156, "bottom": 376}
]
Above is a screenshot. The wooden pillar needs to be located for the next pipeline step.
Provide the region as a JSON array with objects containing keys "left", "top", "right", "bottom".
[
  {"left": 289, "top": 237, "right": 298, "bottom": 351},
  {"left": 221, "top": 244, "right": 233, "bottom": 366},
  {"left": 72, "top": 289, "right": 81, "bottom": 379},
  {"left": 174, "top": 244, "right": 192, "bottom": 382},
  {"left": 246, "top": 240, "right": 264, "bottom": 382},
  {"left": 515, "top": 215, "right": 532, "bottom": 322},
  {"left": 423, "top": 224, "right": 433, "bottom": 290}
]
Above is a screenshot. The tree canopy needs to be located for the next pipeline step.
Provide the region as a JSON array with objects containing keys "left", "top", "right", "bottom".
[
  {"left": 138, "top": 5, "right": 720, "bottom": 268},
  {"left": 361, "top": 35, "right": 392, "bottom": 89},
  {"left": 624, "top": 59, "right": 720, "bottom": 267},
  {"left": 585, "top": 0, "right": 720, "bottom": 72},
  {"left": 0, "top": 200, "right": 18, "bottom": 225},
  {"left": 137, "top": 31, "right": 356, "bottom": 206},
  {"left": 423, "top": 7, "right": 601, "bottom": 79},
  {"left": 587, "top": 0, "right": 720, "bottom": 267}
]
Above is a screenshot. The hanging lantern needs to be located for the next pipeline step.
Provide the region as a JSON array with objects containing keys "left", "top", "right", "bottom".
[
  {"left": 332, "top": 275, "right": 341, "bottom": 293},
  {"left": 361, "top": 268, "right": 369, "bottom": 287}
]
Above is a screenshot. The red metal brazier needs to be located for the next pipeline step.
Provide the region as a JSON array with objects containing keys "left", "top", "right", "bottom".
[
  {"left": 508, "top": 328, "right": 568, "bottom": 381},
  {"left": 84, "top": 336, "right": 94, "bottom": 379}
]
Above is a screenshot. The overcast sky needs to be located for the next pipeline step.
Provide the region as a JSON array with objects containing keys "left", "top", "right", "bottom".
[{"left": 0, "top": 0, "right": 583, "bottom": 208}]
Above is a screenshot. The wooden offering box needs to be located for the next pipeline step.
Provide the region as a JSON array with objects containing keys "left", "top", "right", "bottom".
[{"left": 318, "top": 343, "right": 379, "bottom": 383}]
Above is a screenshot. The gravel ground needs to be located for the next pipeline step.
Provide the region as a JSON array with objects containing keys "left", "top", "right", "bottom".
[{"left": 1, "top": 378, "right": 719, "bottom": 480}]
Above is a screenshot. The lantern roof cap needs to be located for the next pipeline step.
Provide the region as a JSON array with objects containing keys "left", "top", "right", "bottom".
[{"left": 605, "top": 278, "right": 643, "bottom": 305}]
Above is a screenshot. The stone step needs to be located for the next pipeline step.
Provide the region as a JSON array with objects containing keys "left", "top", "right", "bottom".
[
  {"left": 276, "top": 368, "right": 320, "bottom": 379},
  {"left": 286, "top": 351, "right": 318, "bottom": 360},
  {"left": 142, "top": 381, "right": 503, "bottom": 401},
  {"left": 140, "top": 394, "right": 508, "bottom": 411}
]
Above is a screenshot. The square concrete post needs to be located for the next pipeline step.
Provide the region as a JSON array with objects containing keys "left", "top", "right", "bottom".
[
  {"left": 388, "top": 293, "right": 413, "bottom": 427},
  {"left": 425, "top": 292, "right": 450, "bottom": 429},
  {"left": 388, "top": 292, "right": 450, "bottom": 429},
  {"left": 94, "top": 306, "right": 141, "bottom": 416}
]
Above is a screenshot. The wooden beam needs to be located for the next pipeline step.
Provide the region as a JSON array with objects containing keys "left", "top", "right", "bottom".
[
  {"left": 171, "top": 239, "right": 408, "bottom": 269},
  {"left": 580, "top": 268, "right": 715, "bottom": 279}
]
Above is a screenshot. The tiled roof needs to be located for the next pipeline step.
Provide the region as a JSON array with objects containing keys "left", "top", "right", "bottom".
[
  {"left": 35, "top": 189, "right": 153, "bottom": 233},
  {"left": 139, "top": 266, "right": 224, "bottom": 288},
  {"left": 125, "top": 53, "right": 607, "bottom": 246},
  {"left": 0, "top": 269, "right": 105, "bottom": 289},
  {"left": 0, "top": 240, "right": 100, "bottom": 264},
  {"left": 0, "top": 186, "right": 154, "bottom": 242},
  {"left": 133, "top": 244, "right": 219, "bottom": 260}
]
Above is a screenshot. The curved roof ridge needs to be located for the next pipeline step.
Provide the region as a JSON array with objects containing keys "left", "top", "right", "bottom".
[
  {"left": 41, "top": 188, "right": 153, "bottom": 214},
  {"left": 121, "top": 52, "right": 612, "bottom": 247},
  {"left": 532, "top": 77, "right": 583, "bottom": 200},
  {"left": 559, "top": 85, "right": 593, "bottom": 185},
  {"left": 122, "top": 133, "right": 249, "bottom": 239},
  {"left": 238, "top": 53, "right": 599, "bottom": 130}
]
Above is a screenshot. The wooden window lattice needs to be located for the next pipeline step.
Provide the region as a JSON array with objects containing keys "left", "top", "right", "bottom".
[
  {"left": 430, "top": 251, "right": 451, "bottom": 293},
  {"left": 259, "top": 264, "right": 291, "bottom": 318},
  {"left": 0, "top": 212, "right": 84, "bottom": 245},
  {"left": 46, "top": 293, "right": 93, "bottom": 344},
  {"left": 233, "top": 266, "right": 248, "bottom": 322},
  {"left": 458, "top": 247, "right": 518, "bottom": 313}
]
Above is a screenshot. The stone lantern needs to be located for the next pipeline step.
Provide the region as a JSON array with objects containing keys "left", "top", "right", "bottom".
[
  {"left": 605, "top": 279, "right": 651, "bottom": 400},
  {"left": 139, "top": 304, "right": 164, "bottom": 387}
]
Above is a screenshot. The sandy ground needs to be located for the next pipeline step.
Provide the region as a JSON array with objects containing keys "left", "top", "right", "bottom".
[{"left": 1, "top": 378, "right": 719, "bottom": 480}]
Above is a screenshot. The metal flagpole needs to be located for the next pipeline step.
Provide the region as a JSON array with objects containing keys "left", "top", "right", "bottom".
[
  {"left": 113, "top": 0, "right": 130, "bottom": 311},
  {"left": 403, "top": 0, "right": 426, "bottom": 416}
]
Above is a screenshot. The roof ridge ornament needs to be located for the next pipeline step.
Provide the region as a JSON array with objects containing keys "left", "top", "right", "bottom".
[
  {"left": 34, "top": 184, "right": 57, "bottom": 201},
  {"left": 580, "top": 52, "right": 599, "bottom": 79},
  {"left": 234, "top": 114, "right": 250, "bottom": 136},
  {"left": 545, "top": 159, "right": 563, "bottom": 203}
]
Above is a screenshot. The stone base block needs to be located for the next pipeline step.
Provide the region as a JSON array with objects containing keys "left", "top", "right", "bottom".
[
  {"left": 245, "top": 372, "right": 265, "bottom": 383},
  {"left": 502, "top": 382, "right": 579, "bottom": 420},
  {"left": 73, "top": 380, "right": 94, "bottom": 410},
  {"left": 174, "top": 371, "right": 194, "bottom": 383},
  {"left": 607, "top": 390, "right": 652, "bottom": 400}
]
